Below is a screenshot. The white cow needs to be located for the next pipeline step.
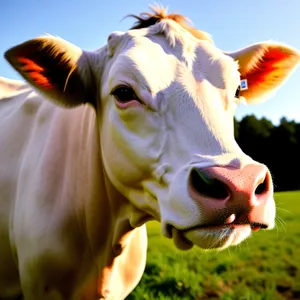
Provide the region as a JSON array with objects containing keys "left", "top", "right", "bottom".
[{"left": 0, "top": 7, "right": 299, "bottom": 300}]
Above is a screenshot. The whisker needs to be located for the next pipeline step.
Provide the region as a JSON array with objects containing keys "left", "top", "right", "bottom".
[
  {"left": 275, "top": 215, "right": 287, "bottom": 232},
  {"left": 276, "top": 206, "right": 291, "bottom": 214}
]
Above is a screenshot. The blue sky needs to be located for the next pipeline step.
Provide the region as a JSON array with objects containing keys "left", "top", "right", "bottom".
[{"left": 1, "top": 0, "right": 300, "bottom": 125}]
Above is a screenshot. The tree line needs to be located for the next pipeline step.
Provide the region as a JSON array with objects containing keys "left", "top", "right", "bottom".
[{"left": 234, "top": 115, "right": 300, "bottom": 192}]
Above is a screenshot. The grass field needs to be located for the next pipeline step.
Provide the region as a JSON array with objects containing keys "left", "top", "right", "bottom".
[{"left": 127, "top": 191, "right": 300, "bottom": 300}]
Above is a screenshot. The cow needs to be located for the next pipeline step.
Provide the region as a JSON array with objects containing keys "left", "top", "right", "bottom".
[{"left": 0, "top": 6, "right": 299, "bottom": 300}]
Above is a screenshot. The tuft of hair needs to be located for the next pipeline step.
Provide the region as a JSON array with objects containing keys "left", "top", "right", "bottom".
[{"left": 128, "top": 5, "right": 213, "bottom": 43}]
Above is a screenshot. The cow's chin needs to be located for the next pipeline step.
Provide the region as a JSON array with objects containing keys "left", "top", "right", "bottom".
[{"left": 171, "top": 225, "right": 252, "bottom": 251}]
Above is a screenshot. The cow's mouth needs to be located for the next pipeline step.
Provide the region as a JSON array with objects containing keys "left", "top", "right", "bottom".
[
  {"left": 166, "top": 222, "right": 268, "bottom": 250},
  {"left": 187, "top": 222, "right": 268, "bottom": 232}
]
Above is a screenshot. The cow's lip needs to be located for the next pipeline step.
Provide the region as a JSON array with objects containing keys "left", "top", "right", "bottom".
[
  {"left": 167, "top": 222, "right": 267, "bottom": 250},
  {"left": 167, "top": 222, "right": 267, "bottom": 236},
  {"left": 183, "top": 222, "right": 268, "bottom": 232}
]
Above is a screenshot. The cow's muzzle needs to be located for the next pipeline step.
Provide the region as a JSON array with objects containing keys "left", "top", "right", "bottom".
[{"left": 165, "top": 163, "right": 275, "bottom": 250}]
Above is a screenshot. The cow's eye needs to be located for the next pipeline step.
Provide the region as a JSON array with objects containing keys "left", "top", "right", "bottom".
[
  {"left": 235, "top": 85, "right": 241, "bottom": 98},
  {"left": 111, "top": 86, "right": 139, "bottom": 103}
]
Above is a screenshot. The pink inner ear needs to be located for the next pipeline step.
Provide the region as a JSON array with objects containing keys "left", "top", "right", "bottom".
[
  {"left": 244, "top": 48, "right": 291, "bottom": 86},
  {"left": 17, "top": 57, "right": 54, "bottom": 89}
]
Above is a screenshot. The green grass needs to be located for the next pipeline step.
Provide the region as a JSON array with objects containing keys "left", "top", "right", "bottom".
[{"left": 127, "top": 191, "right": 300, "bottom": 300}]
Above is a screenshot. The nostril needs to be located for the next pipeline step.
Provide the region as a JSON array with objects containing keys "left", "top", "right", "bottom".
[
  {"left": 190, "top": 168, "right": 229, "bottom": 200},
  {"left": 255, "top": 174, "right": 269, "bottom": 195}
]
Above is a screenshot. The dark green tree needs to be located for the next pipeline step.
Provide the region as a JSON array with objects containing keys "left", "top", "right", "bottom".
[{"left": 235, "top": 115, "right": 299, "bottom": 191}]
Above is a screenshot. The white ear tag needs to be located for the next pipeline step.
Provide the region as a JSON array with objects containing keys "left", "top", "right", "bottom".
[{"left": 240, "top": 79, "right": 248, "bottom": 90}]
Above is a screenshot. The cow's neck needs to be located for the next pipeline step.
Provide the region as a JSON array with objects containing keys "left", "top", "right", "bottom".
[{"left": 72, "top": 106, "right": 144, "bottom": 264}]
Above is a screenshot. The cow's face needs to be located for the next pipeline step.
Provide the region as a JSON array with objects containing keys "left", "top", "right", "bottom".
[
  {"left": 98, "top": 21, "right": 299, "bottom": 250},
  {"left": 5, "top": 19, "right": 299, "bottom": 250}
]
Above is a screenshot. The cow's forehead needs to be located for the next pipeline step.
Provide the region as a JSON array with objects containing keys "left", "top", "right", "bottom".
[{"left": 110, "top": 21, "right": 240, "bottom": 96}]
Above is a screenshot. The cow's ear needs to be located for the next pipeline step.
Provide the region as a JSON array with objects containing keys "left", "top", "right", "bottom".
[
  {"left": 228, "top": 42, "right": 300, "bottom": 104},
  {"left": 5, "top": 36, "right": 95, "bottom": 107}
]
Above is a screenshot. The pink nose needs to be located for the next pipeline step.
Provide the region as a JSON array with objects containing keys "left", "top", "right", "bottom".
[{"left": 188, "top": 163, "right": 273, "bottom": 225}]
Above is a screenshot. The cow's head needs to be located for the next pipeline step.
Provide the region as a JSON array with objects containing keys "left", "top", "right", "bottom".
[{"left": 5, "top": 8, "right": 300, "bottom": 250}]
